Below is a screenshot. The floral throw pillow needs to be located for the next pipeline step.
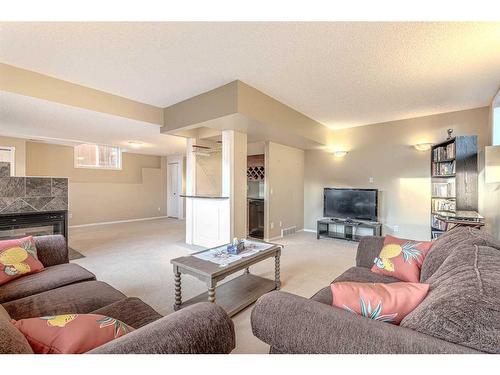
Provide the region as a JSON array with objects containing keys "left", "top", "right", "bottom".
[
  {"left": 12, "top": 313, "right": 134, "bottom": 354},
  {"left": 331, "top": 281, "right": 429, "bottom": 325},
  {"left": 0, "top": 236, "right": 44, "bottom": 286},
  {"left": 371, "top": 235, "right": 433, "bottom": 282}
]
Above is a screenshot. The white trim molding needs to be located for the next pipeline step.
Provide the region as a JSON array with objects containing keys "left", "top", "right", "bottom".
[{"left": 302, "top": 228, "right": 317, "bottom": 233}]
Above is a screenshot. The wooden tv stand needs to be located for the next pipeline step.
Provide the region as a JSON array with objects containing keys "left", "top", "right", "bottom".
[{"left": 316, "top": 218, "right": 382, "bottom": 242}]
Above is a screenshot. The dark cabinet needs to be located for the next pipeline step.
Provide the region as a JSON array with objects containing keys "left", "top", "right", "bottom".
[{"left": 248, "top": 199, "right": 264, "bottom": 239}]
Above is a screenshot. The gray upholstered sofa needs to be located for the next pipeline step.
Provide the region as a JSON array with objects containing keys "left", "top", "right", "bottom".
[
  {"left": 1, "top": 235, "right": 235, "bottom": 354},
  {"left": 251, "top": 227, "right": 500, "bottom": 354}
]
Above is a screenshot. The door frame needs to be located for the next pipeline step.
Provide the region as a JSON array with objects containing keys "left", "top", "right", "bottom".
[
  {"left": 166, "top": 155, "right": 184, "bottom": 219},
  {"left": 0, "top": 146, "right": 15, "bottom": 176}
]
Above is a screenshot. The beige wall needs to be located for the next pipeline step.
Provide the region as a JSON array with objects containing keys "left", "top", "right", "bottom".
[
  {"left": 162, "top": 81, "right": 330, "bottom": 149},
  {"left": 304, "top": 107, "right": 491, "bottom": 241},
  {"left": 162, "top": 81, "right": 238, "bottom": 133},
  {"left": 25, "top": 141, "right": 167, "bottom": 226},
  {"left": 247, "top": 141, "right": 265, "bottom": 156},
  {"left": 237, "top": 81, "right": 333, "bottom": 146},
  {"left": 0, "top": 136, "right": 26, "bottom": 176},
  {"left": 195, "top": 152, "right": 222, "bottom": 196},
  {"left": 0, "top": 63, "right": 163, "bottom": 125},
  {"left": 265, "top": 141, "right": 304, "bottom": 239}
]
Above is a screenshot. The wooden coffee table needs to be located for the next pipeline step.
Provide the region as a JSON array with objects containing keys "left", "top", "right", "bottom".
[{"left": 171, "top": 241, "right": 282, "bottom": 317}]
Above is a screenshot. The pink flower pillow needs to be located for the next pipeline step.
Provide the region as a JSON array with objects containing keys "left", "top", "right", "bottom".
[
  {"left": 331, "top": 281, "right": 429, "bottom": 324},
  {"left": 12, "top": 314, "right": 134, "bottom": 354},
  {"left": 0, "top": 236, "right": 44, "bottom": 286},
  {"left": 371, "top": 235, "right": 433, "bottom": 282}
]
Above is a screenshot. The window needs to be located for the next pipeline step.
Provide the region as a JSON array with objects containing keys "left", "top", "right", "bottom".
[
  {"left": 74, "top": 143, "right": 122, "bottom": 170},
  {"left": 494, "top": 106, "right": 500, "bottom": 146}
]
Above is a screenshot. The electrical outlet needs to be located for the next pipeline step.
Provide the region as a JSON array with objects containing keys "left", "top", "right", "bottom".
[
  {"left": 393, "top": 225, "right": 399, "bottom": 233},
  {"left": 279, "top": 221, "right": 282, "bottom": 227},
  {"left": 369, "top": 177, "right": 374, "bottom": 183},
  {"left": 271, "top": 222, "right": 274, "bottom": 229},
  {"left": 69, "top": 213, "right": 73, "bottom": 219},
  {"left": 270, "top": 188, "right": 274, "bottom": 195},
  {"left": 158, "top": 207, "right": 161, "bottom": 212}
]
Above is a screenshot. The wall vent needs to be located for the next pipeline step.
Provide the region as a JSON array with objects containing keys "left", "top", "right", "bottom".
[{"left": 281, "top": 226, "right": 297, "bottom": 237}]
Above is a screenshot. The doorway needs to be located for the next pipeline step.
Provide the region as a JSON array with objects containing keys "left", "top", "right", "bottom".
[
  {"left": 167, "top": 162, "right": 181, "bottom": 218},
  {"left": 0, "top": 146, "right": 15, "bottom": 176}
]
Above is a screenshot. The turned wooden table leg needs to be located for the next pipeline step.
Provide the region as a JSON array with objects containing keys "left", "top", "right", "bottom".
[
  {"left": 274, "top": 253, "right": 281, "bottom": 290},
  {"left": 208, "top": 287, "right": 216, "bottom": 303},
  {"left": 174, "top": 269, "right": 182, "bottom": 310}
]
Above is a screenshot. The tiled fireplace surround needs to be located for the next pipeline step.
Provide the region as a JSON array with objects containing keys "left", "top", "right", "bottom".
[{"left": 0, "top": 177, "right": 68, "bottom": 214}]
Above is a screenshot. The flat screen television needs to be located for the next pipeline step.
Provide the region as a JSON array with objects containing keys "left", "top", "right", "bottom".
[{"left": 323, "top": 188, "right": 378, "bottom": 221}]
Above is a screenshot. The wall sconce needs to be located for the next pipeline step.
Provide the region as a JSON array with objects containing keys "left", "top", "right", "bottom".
[
  {"left": 332, "top": 150, "right": 348, "bottom": 158},
  {"left": 413, "top": 143, "right": 433, "bottom": 151},
  {"left": 127, "top": 141, "right": 143, "bottom": 149}
]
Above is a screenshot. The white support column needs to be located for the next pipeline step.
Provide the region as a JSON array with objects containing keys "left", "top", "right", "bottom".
[
  {"left": 222, "top": 130, "right": 248, "bottom": 240},
  {"left": 185, "top": 138, "right": 196, "bottom": 244}
]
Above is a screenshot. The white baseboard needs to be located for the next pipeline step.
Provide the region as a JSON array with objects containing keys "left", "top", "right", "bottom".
[
  {"left": 69, "top": 216, "right": 169, "bottom": 228},
  {"left": 303, "top": 228, "right": 317, "bottom": 233}
]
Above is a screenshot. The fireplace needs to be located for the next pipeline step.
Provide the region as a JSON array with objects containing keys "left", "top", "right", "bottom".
[
  {"left": 0, "top": 211, "right": 68, "bottom": 240},
  {"left": 0, "top": 176, "right": 69, "bottom": 240}
]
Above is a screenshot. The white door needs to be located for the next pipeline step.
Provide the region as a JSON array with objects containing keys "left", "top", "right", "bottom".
[
  {"left": 167, "top": 162, "right": 180, "bottom": 218},
  {"left": 0, "top": 147, "right": 15, "bottom": 176}
]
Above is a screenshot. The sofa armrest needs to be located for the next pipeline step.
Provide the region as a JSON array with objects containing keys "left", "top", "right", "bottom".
[
  {"left": 251, "top": 291, "right": 479, "bottom": 354},
  {"left": 34, "top": 235, "right": 69, "bottom": 267},
  {"left": 88, "top": 302, "right": 235, "bottom": 354},
  {"left": 356, "top": 236, "right": 384, "bottom": 268}
]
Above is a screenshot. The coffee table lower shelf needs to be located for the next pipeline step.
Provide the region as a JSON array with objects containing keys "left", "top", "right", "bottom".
[{"left": 177, "top": 273, "right": 277, "bottom": 317}]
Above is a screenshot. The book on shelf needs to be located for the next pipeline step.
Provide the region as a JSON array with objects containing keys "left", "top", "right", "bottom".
[
  {"left": 431, "top": 230, "right": 445, "bottom": 239},
  {"left": 431, "top": 214, "right": 447, "bottom": 231},
  {"left": 432, "top": 181, "right": 456, "bottom": 197},
  {"left": 432, "top": 142, "right": 456, "bottom": 162},
  {"left": 432, "top": 160, "right": 456, "bottom": 176},
  {"left": 432, "top": 198, "right": 456, "bottom": 212}
]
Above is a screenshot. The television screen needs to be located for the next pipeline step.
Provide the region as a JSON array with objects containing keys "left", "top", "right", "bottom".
[{"left": 323, "top": 188, "right": 378, "bottom": 221}]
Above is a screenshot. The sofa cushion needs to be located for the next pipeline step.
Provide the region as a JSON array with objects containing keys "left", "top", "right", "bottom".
[
  {"left": 311, "top": 267, "right": 400, "bottom": 305},
  {"left": 331, "top": 282, "right": 429, "bottom": 324},
  {"left": 2, "top": 280, "right": 126, "bottom": 320},
  {"left": 420, "top": 227, "right": 500, "bottom": 282},
  {"left": 13, "top": 313, "right": 134, "bottom": 354},
  {"left": 371, "top": 235, "right": 433, "bottom": 282},
  {"left": 401, "top": 245, "right": 500, "bottom": 353},
  {"left": 0, "top": 304, "right": 34, "bottom": 354},
  {"left": 91, "top": 297, "right": 162, "bottom": 329},
  {"left": 0, "top": 263, "right": 96, "bottom": 304},
  {"left": 0, "top": 236, "right": 45, "bottom": 286}
]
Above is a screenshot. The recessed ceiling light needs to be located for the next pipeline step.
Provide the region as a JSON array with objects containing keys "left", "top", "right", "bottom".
[{"left": 127, "top": 141, "right": 142, "bottom": 148}]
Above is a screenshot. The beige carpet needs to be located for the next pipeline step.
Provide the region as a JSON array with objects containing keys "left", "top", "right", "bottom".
[{"left": 69, "top": 218, "right": 357, "bottom": 353}]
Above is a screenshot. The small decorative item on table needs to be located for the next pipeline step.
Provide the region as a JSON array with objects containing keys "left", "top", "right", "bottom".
[{"left": 227, "top": 237, "right": 245, "bottom": 255}]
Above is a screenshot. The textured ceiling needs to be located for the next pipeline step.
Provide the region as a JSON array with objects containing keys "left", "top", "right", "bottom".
[{"left": 1, "top": 22, "right": 499, "bottom": 129}]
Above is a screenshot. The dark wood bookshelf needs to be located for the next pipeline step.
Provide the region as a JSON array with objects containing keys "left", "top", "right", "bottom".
[
  {"left": 434, "top": 159, "right": 456, "bottom": 163},
  {"left": 430, "top": 136, "right": 478, "bottom": 239},
  {"left": 432, "top": 174, "right": 456, "bottom": 178}
]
